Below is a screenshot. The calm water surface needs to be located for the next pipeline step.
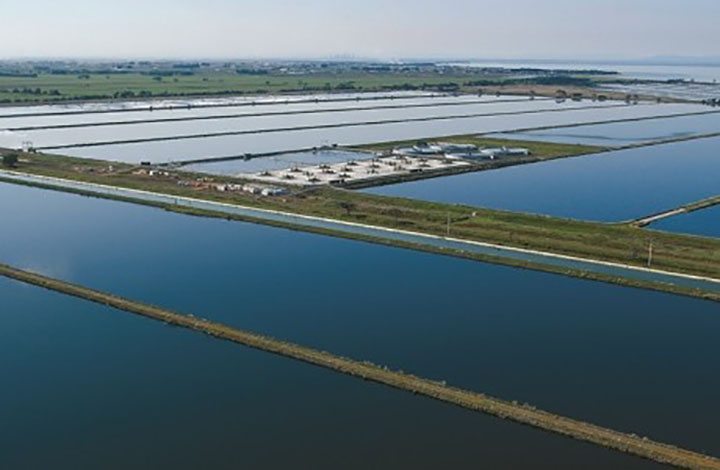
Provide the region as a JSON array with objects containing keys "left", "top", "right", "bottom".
[
  {"left": 490, "top": 111, "right": 720, "bottom": 147},
  {"left": 1, "top": 181, "right": 719, "bottom": 467},
  {"left": 0, "top": 91, "right": 446, "bottom": 117},
  {"left": 651, "top": 205, "right": 720, "bottom": 238},
  {"left": 1, "top": 277, "right": 669, "bottom": 470},
  {"left": 6, "top": 99, "right": 619, "bottom": 149},
  {"left": 49, "top": 103, "right": 706, "bottom": 163},
  {"left": 452, "top": 61, "right": 720, "bottom": 82},
  {"left": 0, "top": 95, "right": 515, "bottom": 129},
  {"left": 364, "top": 136, "right": 720, "bottom": 222}
]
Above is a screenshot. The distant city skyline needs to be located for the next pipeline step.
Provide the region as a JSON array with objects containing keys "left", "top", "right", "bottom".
[{"left": 2, "top": 0, "right": 719, "bottom": 61}]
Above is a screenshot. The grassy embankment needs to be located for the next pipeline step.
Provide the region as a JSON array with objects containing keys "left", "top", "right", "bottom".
[
  {"left": 632, "top": 195, "right": 720, "bottom": 227},
  {"left": 349, "top": 128, "right": 720, "bottom": 190},
  {"left": 340, "top": 136, "right": 608, "bottom": 188},
  {"left": 0, "top": 71, "right": 458, "bottom": 103},
  {"left": 2, "top": 262, "right": 719, "bottom": 470},
  {"left": 685, "top": 195, "right": 720, "bottom": 213},
  {"left": 0, "top": 71, "right": 632, "bottom": 104},
  {"left": 3, "top": 150, "right": 720, "bottom": 292}
]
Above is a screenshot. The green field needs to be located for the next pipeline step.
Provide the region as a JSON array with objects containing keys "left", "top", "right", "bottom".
[
  {"left": 0, "top": 66, "right": 618, "bottom": 104},
  {"left": 0, "top": 71, "right": 505, "bottom": 103}
]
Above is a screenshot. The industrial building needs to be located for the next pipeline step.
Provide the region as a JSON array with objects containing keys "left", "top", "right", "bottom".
[{"left": 392, "top": 141, "right": 529, "bottom": 161}]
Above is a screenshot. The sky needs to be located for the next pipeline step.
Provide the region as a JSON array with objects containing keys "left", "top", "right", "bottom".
[{"left": 1, "top": 0, "right": 719, "bottom": 61}]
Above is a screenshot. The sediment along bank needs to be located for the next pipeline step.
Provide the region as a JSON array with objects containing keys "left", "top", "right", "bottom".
[
  {"left": 1, "top": 262, "right": 719, "bottom": 470},
  {"left": 3, "top": 98, "right": 546, "bottom": 131},
  {"left": 34, "top": 103, "right": 631, "bottom": 151}
]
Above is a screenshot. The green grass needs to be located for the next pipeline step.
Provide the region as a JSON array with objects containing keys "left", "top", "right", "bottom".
[
  {"left": 5, "top": 149, "right": 720, "bottom": 283},
  {"left": 356, "top": 135, "right": 607, "bottom": 159},
  {"left": 4, "top": 169, "right": 720, "bottom": 306},
  {"left": 0, "top": 69, "right": 619, "bottom": 104},
  {"left": 0, "top": 71, "right": 499, "bottom": 103}
]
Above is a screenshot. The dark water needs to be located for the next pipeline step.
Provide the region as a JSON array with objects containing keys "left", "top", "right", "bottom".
[
  {"left": 364, "top": 136, "right": 720, "bottom": 222},
  {"left": 651, "top": 205, "right": 720, "bottom": 238},
  {"left": 1, "top": 277, "right": 668, "bottom": 470},
  {"left": 490, "top": 111, "right": 720, "bottom": 147},
  {"left": 1, "top": 181, "right": 719, "bottom": 469}
]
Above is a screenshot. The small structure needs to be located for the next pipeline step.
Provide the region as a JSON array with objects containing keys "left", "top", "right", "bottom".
[
  {"left": 476, "top": 147, "right": 530, "bottom": 159},
  {"left": 436, "top": 142, "right": 478, "bottom": 153},
  {"left": 445, "top": 152, "right": 488, "bottom": 160},
  {"left": 133, "top": 168, "right": 171, "bottom": 177},
  {"left": 260, "top": 186, "right": 287, "bottom": 196},
  {"left": 241, "top": 154, "right": 470, "bottom": 187},
  {"left": 241, "top": 183, "right": 289, "bottom": 196},
  {"left": 393, "top": 141, "right": 479, "bottom": 158},
  {"left": 390, "top": 140, "right": 529, "bottom": 161},
  {"left": 393, "top": 143, "right": 443, "bottom": 157},
  {"left": 215, "top": 183, "right": 244, "bottom": 192}
]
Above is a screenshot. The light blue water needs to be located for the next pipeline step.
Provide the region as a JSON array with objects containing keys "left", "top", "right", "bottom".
[
  {"left": 451, "top": 61, "right": 720, "bottom": 83},
  {"left": 450, "top": 62, "right": 720, "bottom": 101},
  {"left": 181, "top": 150, "right": 372, "bottom": 175},
  {"left": 4, "top": 168, "right": 716, "bottom": 292},
  {"left": 43, "top": 103, "right": 705, "bottom": 163},
  {"left": 0, "top": 91, "right": 446, "bottom": 118},
  {"left": 651, "top": 205, "right": 720, "bottom": 238},
  {"left": 489, "top": 111, "right": 720, "bottom": 147},
  {"left": 1, "top": 181, "right": 719, "bottom": 467},
  {"left": 364, "top": 137, "right": 720, "bottom": 222},
  {"left": 11, "top": 99, "right": 620, "bottom": 149},
  {"left": 0, "top": 95, "right": 514, "bottom": 129}
]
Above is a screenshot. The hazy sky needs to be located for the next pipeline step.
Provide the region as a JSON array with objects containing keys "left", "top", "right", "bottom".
[{"left": 2, "top": 0, "right": 719, "bottom": 60}]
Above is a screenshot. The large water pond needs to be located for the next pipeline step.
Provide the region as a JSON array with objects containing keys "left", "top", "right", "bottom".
[
  {"left": 489, "top": 111, "right": 720, "bottom": 147},
  {"left": 36, "top": 103, "right": 706, "bottom": 163},
  {"left": 3, "top": 98, "right": 622, "bottom": 149},
  {"left": 651, "top": 205, "right": 720, "bottom": 238},
  {"left": 450, "top": 61, "right": 720, "bottom": 83},
  {"left": 0, "top": 91, "right": 448, "bottom": 117},
  {"left": 1, "top": 181, "right": 718, "bottom": 469},
  {"left": 1, "top": 277, "right": 669, "bottom": 470},
  {"left": 0, "top": 94, "right": 505, "bottom": 129},
  {"left": 364, "top": 136, "right": 720, "bottom": 222}
]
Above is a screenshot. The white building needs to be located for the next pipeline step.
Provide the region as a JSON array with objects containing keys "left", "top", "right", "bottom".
[{"left": 477, "top": 147, "right": 530, "bottom": 159}]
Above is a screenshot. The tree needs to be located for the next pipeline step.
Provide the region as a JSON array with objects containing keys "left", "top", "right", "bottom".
[
  {"left": 2, "top": 152, "right": 19, "bottom": 167},
  {"left": 339, "top": 202, "right": 356, "bottom": 216}
]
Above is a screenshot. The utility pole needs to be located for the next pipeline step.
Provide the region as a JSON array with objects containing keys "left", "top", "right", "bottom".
[
  {"left": 647, "top": 240, "right": 653, "bottom": 268},
  {"left": 446, "top": 212, "right": 451, "bottom": 237}
]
